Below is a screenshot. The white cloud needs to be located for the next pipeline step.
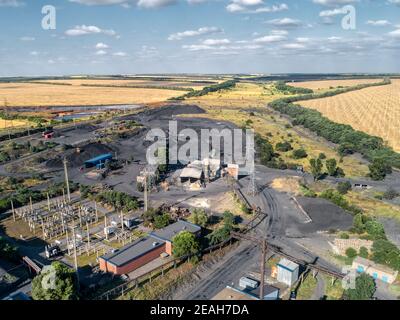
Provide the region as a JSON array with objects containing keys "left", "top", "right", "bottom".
[
  {"left": 95, "top": 42, "right": 109, "bottom": 49},
  {"left": 0, "top": 0, "right": 24, "bottom": 7},
  {"left": 226, "top": 1, "right": 288, "bottom": 14},
  {"left": 137, "top": 0, "right": 176, "bottom": 8},
  {"left": 113, "top": 51, "right": 128, "bottom": 56},
  {"left": 202, "top": 38, "right": 231, "bottom": 45},
  {"left": 95, "top": 50, "right": 108, "bottom": 55},
  {"left": 366, "top": 20, "right": 391, "bottom": 27},
  {"left": 266, "top": 18, "right": 302, "bottom": 28},
  {"left": 388, "top": 29, "right": 400, "bottom": 38},
  {"left": 313, "top": 0, "right": 358, "bottom": 7},
  {"left": 20, "top": 36, "right": 35, "bottom": 41},
  {"left": 168, "top": 26, "right": 223, "bottom": 40},
  {"left": 65, "top": 25, "right": 117, "bottom": 36}
]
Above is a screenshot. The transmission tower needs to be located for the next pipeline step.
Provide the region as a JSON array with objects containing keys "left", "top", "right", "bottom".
[{"left": 247, "top": 171, "right": 258, "bottom": 197}]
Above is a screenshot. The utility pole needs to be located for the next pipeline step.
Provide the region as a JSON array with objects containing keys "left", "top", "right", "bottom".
[
  {"left": 47, "top": 193, "right": 51, "bottom": 211},
  {"left": 232, "top": 232, "right": 267, "bottom": 300},
  {"left": 11, "top": 199, "right": 15, "bottom": 222},
  {"left": 63, "top": 158, "right": 71, "bottom": 203},
  {"left": 260, "top": 239, "right": 267, "bottom": 300},
  {"left": 143, "top": 171, "right": 148, "bottom": 212},
  {"left": 71, "top": 226, "right": 80, "bottom": 289}
]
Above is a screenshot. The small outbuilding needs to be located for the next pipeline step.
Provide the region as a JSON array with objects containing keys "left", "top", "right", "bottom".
[
  {"left": 277, "top": 258, "right": 299, "bottom": 287},
  {"left": 352, "top": 256, "right": 398, "bottom": 284}
]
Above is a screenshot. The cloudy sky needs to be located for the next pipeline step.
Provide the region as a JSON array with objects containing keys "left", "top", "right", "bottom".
[{"left": 0, "top": 0, "right": 400, "bottom": 76}]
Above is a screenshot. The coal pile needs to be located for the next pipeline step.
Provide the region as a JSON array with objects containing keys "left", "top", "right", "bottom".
[
  {"left": 144, "top": 104, "right": 205, "bottom": 120},
  {"left": 296, "top": 197, "right": 353, "bottom": 233},
  {"left": 46, "top": 143, "right": 114, "bottom": 168}
]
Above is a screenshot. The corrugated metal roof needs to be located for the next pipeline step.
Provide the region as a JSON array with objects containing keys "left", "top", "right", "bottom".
[
  {"left": 278, "top": 258, "right": 299, "bottom": 272},
  {"left": 85, "top": 153, "right": 113, "bottom": 165},
  {"left": 180, "top": 167, "right": 203, "bottom": 179}
]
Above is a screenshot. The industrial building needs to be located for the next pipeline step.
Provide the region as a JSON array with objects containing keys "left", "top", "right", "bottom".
[
  {"left": 179, "top": 158, "right": 221, "bottom": 185},
  {"left": 277, "top": 258, "right": 300, "bottom": 287},
  {"left": 99, "top": 220, "right": 201, "bottom": 275},
  {"left": 352, "top": 257, "right": 398, "bottom": 284},
  {"left": 84, "top": 153, "right": 113, "bottom": 169}
]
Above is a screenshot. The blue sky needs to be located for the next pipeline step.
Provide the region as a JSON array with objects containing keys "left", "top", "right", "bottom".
[{"left": 0, "top": 0, "right": 400, "bottom": 76}]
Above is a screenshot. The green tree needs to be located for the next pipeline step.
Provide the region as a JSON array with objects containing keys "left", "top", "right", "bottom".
[
  {"left": 0, "top": 236, "right": 18, "bottom": 262},
  {"left": 326, "top": 158, "right": 338, "bottom": 176},
  {"left": 353, "top": 214, "right": 366, "bottom": 234},
  {"left": 371, "top": 239, "right": 400, "bottom": 270},
  {"left": 339, "top": 232, "right": 350, "bottom": 239},
  {"left": 365, "top": 220, "right": 385, "bottom": 239},
  {"left": 275, "top": 141, "right": 292, "bottom": 152},
  {"left": 189, "top": 209, "right": 208, "bottom": 228},
  {"left": 369, "top": 158, "right": 392, "bottom": 181},
  {"left": 31, "top": 262, "right": 78, "bottom": 300},
  {"left": 345, "top": 247, "right": 358, "bottom": 259},
  {"left": 292, "top": 148, "right": 308, "bottom": 159},
  {"left": 359, "top": 247, "right": 369, "bottom": 259},
  {"left": 207, "top": 225, "right": 231, "bottom": 245},
  {"left": 222, "top": 211, "right": 235, "bottom": 228},
  {"left": 309, "top": 158, "right": 323, "bottom": 181},
  {"left": 153, "top": 213, "right": 171, "bottom": 229},
  {"left": 172, "top": 231, "right": 200, "bottom": 259},
  {"left": 343, "top": 273, "right": 376, "bottom": 300}
]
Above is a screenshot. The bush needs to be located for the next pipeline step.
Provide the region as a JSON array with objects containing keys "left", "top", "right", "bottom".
[
  {"left": 292, "top": 148, "right": 308, "bottom": 159},
  {"left": 343, "top": 273, "right": 376, "bottom": 300},
  {"left": 383, "top": 188, "right": 399, "bottom": 200},
  {"left": 359, "top": 247, "right": 369, "bottom": 259},
  {"left": 337, "top": 181, "right": 352, "bottom": 195},
  {"left": 345, "top": 247, "right": 358, "bottom": 259},
  {"left": 339, "top": 232, "right": 350, "bottom": 239},
  {"left": 276, "top": 141, "right": 293, "bottom": 152},
  {"left": 153, "top": 213, "right": 171, "bottom": 229},
  {"left": 371, "top": 239, "right": 400, "bottom": 270}
]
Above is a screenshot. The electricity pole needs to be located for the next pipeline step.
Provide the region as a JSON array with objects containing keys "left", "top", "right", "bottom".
[
  {"left": 63, "top": 158, "right": 71, "bottom": 203},
  {"left": 232, "top": 232, "right": 267, "bottom": 300}
]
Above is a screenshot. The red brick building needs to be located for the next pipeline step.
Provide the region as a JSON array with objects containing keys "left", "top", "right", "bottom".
[{"left": 99, "top": 220, "right": 201, "bottom": 275}]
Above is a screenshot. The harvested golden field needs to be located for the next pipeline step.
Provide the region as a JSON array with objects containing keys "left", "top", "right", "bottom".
[
  {"left": 300, "top": 79, "right": 400, "bottom": 152},
  {"left": 187, "top": 82, "right": 289, "bottom": 109},
  {"left": 0, "top": 82, "right": 186, "bottom": 107},
  {"left": 0, "top": 118, "right": 30, "bottom": 129},
  {"left": 290, "top": 79, "right": 382, "bottom": 91},
  {"left": 30, "top": 78, "right": 216, "bottom": 89}
]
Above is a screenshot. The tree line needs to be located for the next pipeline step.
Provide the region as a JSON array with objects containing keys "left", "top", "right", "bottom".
[
  {"left": 268, "top": 79, "right": 400, "bottom": 179},
  {"left": 171, "top": 80, "right": 238, "bottom": 100}
]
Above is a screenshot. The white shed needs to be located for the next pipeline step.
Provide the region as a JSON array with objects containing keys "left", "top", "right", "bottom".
[{"left": 277, "top": 258, "right": 299, "bottom": 287}]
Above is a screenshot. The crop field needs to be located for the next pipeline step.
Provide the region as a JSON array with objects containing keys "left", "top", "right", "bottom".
[
  {"left": 290, "top": 78, "right": 382, "bottom": 91},
  {"left": 299, "top": 79, "right": 400, "bottom": 151},
  {"left": 186, "top": 82, "right": 289, "bottom": 109},
  {"left": 0, "top": 82, "right": 187, "bottom": 107},
  {"left": 0, "top": 118, "right": 30, "bottom": 130},
  {"left": 29, "top": 78, "right": 219, "bottom": 89}
]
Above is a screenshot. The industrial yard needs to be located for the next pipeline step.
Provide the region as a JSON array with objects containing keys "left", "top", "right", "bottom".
[{"left": 1, "top": 74, "right": 400, "bottom": 303}]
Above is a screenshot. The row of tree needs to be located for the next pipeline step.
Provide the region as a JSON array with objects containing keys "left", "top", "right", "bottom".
[
  {"left": 268, "top": 79, "right": 400, "bottom": 179},
  {"left": 172, "top": 80, "right": 238, "bottom": 100}
]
